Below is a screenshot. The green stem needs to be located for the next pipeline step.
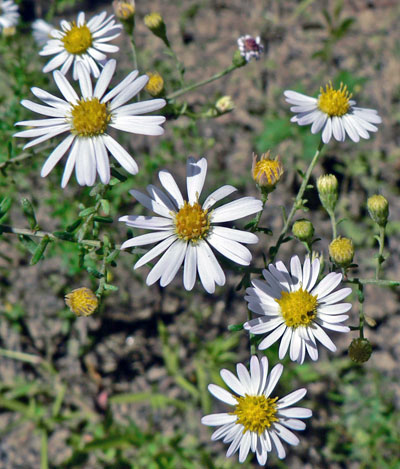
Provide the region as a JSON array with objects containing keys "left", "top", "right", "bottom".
[
  {"left": 251, "top": 192, "right": 268, "bottom": 232},
  {"left": 0, "top": 145, "right": 53, "bottom": 171},
  {"left": 40, "top": 429, "right": 48, "bottom": 469},
  {"left": 345, "top": 277, "right": 399, "bottom": 287},
  {"left": 375, "top": 224, "right": 385, "bottom": 280},
  {"left": 328, "top": 209, "right": 337, "bottom": 239},
  {"left": 270, "top": 139, "right": 325, "bottom": 263},
  {"left": 357, "top": 282, "right": 365, "bottom": 339},
  {"left": 247, "top": 310, "right": 256, "bottom": 356},
  {"left": 167, "top": 63, "right": 238, "bottom": 100}
]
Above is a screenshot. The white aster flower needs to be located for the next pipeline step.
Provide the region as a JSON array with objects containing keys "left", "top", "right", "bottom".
[
  {"left": 39, "top": 11, "right": 122, "bottom": 79},
  {"left": 201, "top": 355, "right": 312, "bottom": 465},
  {"left": 0, "top": 0, "right": 19, "bottom": 32},
  {"left": 119, "top": 157, "right": 262, "bottom": 293},
  {"left": 244, "top": 256, "right": 351, "bottom": 364},
  {"left": 14, "top": 59, "right": 166, "bottom": 187},
  {"left": 32, "top": 19, "right": 55, "bottom": 46},
  {"left": 284, "top": 82, "right": 381, "bottom": 144},
  {"left": 237, "top": 35, "right": 263, "bottom": 62}
]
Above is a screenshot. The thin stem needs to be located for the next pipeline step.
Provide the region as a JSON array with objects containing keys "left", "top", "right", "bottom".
[
  {"left": 0, "top": 145, "right": 53, "bottom": 170},
  {"left": 247, "top": 310, "right": 256, "bottom": 356},
  {"left": 167, "top": 64, "right": 238, "bottom": 100},
  {"left": 357, "top": 282, "right": 365, "bottom": 339},
  {"left": 270, "top": 140, "right": 325, "bottom": 263},
  {"left": 251, "top": 192, "right": 268, "bottom": 232},
  {"left": 345, "top": 277, "right": 399, "bottom": 287},
  {"left": 40, "top": 429, "right": 48, "bottom": 469},
  {"left": 328, "top": 209, "right": 337, "bottom": 239},
  {"left": 129, "top": 37, "right": 140, "bottom": 102},
  {"left": 375, "top": 224, "right": 385, "bottom": 280}
]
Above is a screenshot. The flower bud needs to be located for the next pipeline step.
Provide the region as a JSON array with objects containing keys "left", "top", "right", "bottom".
[
  {"left": 215, "top": 96, "right": 235, "bottom": 114},
  {"left": 252, "top": 151, "right": 283, "bottom": 194},
  {"left": 292, "top": 219, "right": 314, "bottom": 242},
  {"left": 348, "top": 338, "right": 372, "bottom": 363},
  {"left": 144, "top": 12, "right": 167, "bottom": 40},
  {"left": 232, "top": 49, "right": 247, "bottom": 68},
  {"left": 65, "top": 287, "right": 98, "bottom": 317},
  {"left": 329, "top": 236, "right": 354, "bottom": 267},
  {"left": 367, "top": 194, "right": 389, "bottom": 227},
  {"left": 317, "top": 174, "right": 338, "bottom": 212},
  {"left": 145, "top": 72, "right": 164, "bottom": 97},
  {"left": 113, "top": 0, "right": 135, "bottom": 21}
]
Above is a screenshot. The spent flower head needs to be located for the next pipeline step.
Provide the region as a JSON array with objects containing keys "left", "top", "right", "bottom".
[
  {"left": 329, "top": 237, "right": 354, "bottom": 267},
  {"left": 367, "top": 194, "right": 389, "bottom": 227},
  {"left": 252, "top": 151, "right": 283, "bottom": 194},
  {"left": 201, "top": 356, "right": 312, "bottom": 465},
  {"left": 65, "top": 287, "right": 98, "bottom": 316},
  {"left": 284, "top": 81, "right": 381, "bottom": 144},
  {"left": 348, "top": 338, "right": 372, "bottom": 363},
  {"left": 215, "top": 95, "right": 235, "bottom": 114},
  {"left": 39, "top": 11, "right": 122, "bottom": 79},
  {"left": 237, "top": 34, "right": 263, "bottom": 62},
  {"left": 119, "top": 157, "right": 262, "bottom": 294},
  {"left": 113, "top": 0, "right": 135, "bottom": 21},
  {"left": 14, "top": 60, "right": 166, "bottom": 187},
  {"left": 244, "top": 256, "right": 351, "bottom": 364},
  {"left": 145, "top": 72, "right": 164, "bottom": 97}
]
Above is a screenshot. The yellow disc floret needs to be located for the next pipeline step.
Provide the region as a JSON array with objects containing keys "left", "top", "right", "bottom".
[
  {"left": 276, "top": 288, "right": 318, "bottom": 328},
  {"left": 174, "top": 201, "right": 210, "bottom": 242},
  {"left": 145, "top": 72, "right": 164, "bottom": 97},
  {"left": 329, "top": 236, "right": 354, "bottom": 266},
  {"left": 62, "top": 22, "right": 93, "bottom": 55},
  {"left": 232, "top": 395, "right": 278, "bottom": 435},
  {"left": 65, "top": 287, "right": 98, "bottom": 316},
  {"left": 318, "top": 82, "right": 352, "bottom": 117},
  {"left": 252, "top": 151, "right": 283, "bottom": 193},
  {"left": 71, "top": 98, "right": 111, "bottom": 137}
]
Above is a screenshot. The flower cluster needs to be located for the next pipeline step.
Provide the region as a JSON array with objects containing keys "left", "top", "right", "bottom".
[{"left": 10, "top": 7, "right": 386, "bottom": 467}]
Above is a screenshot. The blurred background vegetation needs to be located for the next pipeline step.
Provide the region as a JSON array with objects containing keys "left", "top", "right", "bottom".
[{"left": 0, "top": 0, "right": 399, "bottom": 468}]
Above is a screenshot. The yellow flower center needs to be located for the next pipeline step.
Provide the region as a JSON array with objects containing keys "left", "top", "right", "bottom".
[
  {"left": 62, "top": 22, "right": 93, "bottom": 55},
  {"left": 317, "top": 82, "right": 352, "bottom": 117},
  {"left": 276, "top": 287, "right": 318, "bottom": 328},
  {"left": 71, "top": 98, "right": 111, "bottom": 137},
  {"left": 232, "top": 395, "right": 278, "bottom": 435},
  {"left": 145, "top": 72, "right": 164, "bottom": 96},
  {"left": 65, "top": 287, "right": 98, "bottom": 317},
  {"left": 174, "top": 201, "right": 210, "bottom": 242},
  {"left": 329, "top": 237, "right": 354, "bottom": 266}
]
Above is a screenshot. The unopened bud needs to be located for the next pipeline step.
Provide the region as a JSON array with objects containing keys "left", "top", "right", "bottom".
[
  {"left": 232, "top": 49, "right": 247, "bottom": 68},
  {"left": 293, "top": 219, "right": 314, "bottom": 242},
  {"left": 113, "top": 0, "right": 135, "bottom": 21},
  {"left": 367, "top": 194, "right": 389, "bottom": 227},
  {"left": 317, "top": 174, "right": 338, "bottom": 212},
  {"left": 216, "top": 96, "right": 235, "bottom": 114},
  {"left": 65, "top": 287, "right": 98, "bottom": 317},
  {"left": 144, "top": 12, "right": 167, "bottom": 42},
  {"left": 329, "top": 236, "right": 354, "bottom": 267},
  {"left": 348, "top": 338, "right": 372, "bottom": 363},
  {"left": 145, "top": 72, "right": 164, "bottom": 97},
  {"left": 252, "top": 151, "right": 283, "bottom": 194}
]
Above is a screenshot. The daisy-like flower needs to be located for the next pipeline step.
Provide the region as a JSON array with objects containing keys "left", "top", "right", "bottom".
[
  {"left": 284, "top": 82, "right": 381, "bottom": 144},
  {"left": 0, "top": 0, "right": 19, "bottom": 32},
  {"left": 14, "top": 60, "right": 166, "bottom": 187},
  {"left": 39, "top": 11, "right": 122, "bottom": 79},
  {"left": 201, "top": 355, "right": 312, "bottom": 465},
  {"left": 119, "top": 157, "right": 262, "bottom": 294},
  {"left": 237, "top": 35, "right": 263, "bottom": 62},
  {"left": 32, "top": 19, "right": 55, "bottom": 46},
  {"left": 244, "top": 256, "right": 351, "bottom": 364}
]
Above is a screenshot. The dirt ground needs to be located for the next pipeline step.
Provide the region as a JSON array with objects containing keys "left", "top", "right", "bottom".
[{"left": 1, "top": 0, "right": 399, "bottom": 468}]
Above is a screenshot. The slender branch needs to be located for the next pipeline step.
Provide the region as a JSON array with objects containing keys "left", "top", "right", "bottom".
[
  {"left": 40, "top": 429, "right": 49, "bottom": 469},
  {"left": 0, "top": 145, "right": 53, "bottom": 170},
  {"left": 328, "top": 208, "right": 337, "bottom": 239},
  {"left": 269, "top": 139, "right": 325, "bottom": 262},
  {"left": 375, "top": 224, "right": 385, "bottom": 280},
  {"left": 166, "top": 64, "right": 238, "bottom": 100},
  {"left": 345, "top": 277, "right": 399, "bottom": 287}
]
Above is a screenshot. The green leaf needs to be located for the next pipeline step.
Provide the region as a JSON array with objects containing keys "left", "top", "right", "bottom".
[
  {"left": 228, "top": 323, "right": 244, "bottom": 332},
  {"left": 53, "top": 231, "right": 74, "bottom": 241},
  {"left": 100, "top": 199, "right": 110, "bottom": 215},
  {"left": 20, "top": 198, "right": 38, "bottom": 231},
  {"left": 30, "top": 236, "right": 51, "bottom": 265},
  {"left": 86, "top": 267, "right": 104, "bottom": 278},
  {"left": 103, "top": 284, "right": 118, "bottom": 291},
  {"left": 93, "top": 216, "right": 113, "bottom": 224},
  {"left": 78, "top": 207, "right": 96, "bottom": 217}
]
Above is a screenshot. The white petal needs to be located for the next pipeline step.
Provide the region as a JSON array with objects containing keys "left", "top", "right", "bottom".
[
  {"left": 342, "top": 114, "right": 360, "bottom": 142},
  {"left": 278, "top": 388, "right": 307, "bottom": 409},
  {"left": 77, "top": 62, "right": 93, "bottom": 98},
  {"left": 322, "top": 117, "right": 332, "bottom": 143},
  {"left": 115, "top": 98, "right": 166, "bottom": 116},
  {"left": 311, "top": 111, "right": 328, "bottom": 134},
  {"left": 279, "top": 326, "right": 293, "bottom": 359},
  {"left": 259, "top": 323, "right": 286, "bottom": 350},
  {"left": 290, "top": 328, "right": 303, "bottom": 363},
  {"left": 220, "top": 369, "right": 246, "bottom": 396},
  {"left": 93, "top": 137, "right": 110, "bottom": 184},
  {"left": 280, "top": 419, "right": 306, "bottom": 431},
  {"left": 101, "top": 70, "right": 139, "bottom": 103},
  {"left": 238, "top": 431, "right": 251, "bottom": 463},
  {"left": 94, "top": 59, "right": 116, "bottom": 98},
  {"left": 120, "top": 231, "right": 173, "bottom": 249},
  {"left": 201, "top": 413, "right": 237, "bottom": 426},
  {"left": 61, "top": 139, "right": 79, "bottom": 188},
  {"left": 109, "top": 75, "right": 148, "bottom": 110},
  {"left": 158, "top": 170, "right": 184, "bottom": 208},
  {"left": 311, "top": 323, "right": 336, "bottom": 352},
  {"left": 41, "top": 134, "right": 74, "bottom": 177},
  {"left": 277, "top": 407, "right": 312, "bottom": 419},
  {"left": 146, "top": 184, "right": 177, "bottom": 211},
  {"left": 211, "top": 197, "right": 262, "bottom": 223},
  {"left": 202, "top": 185, "right": 237, "bottom": 210},
  {"left": 146, "top": 240, "right": 185, "bottom": 285},
  {"left": 102, "top": 135, "right": 138, "bottom": 174},
  {"left": 42, "top": 51, "right": 69, "bottom": 73},
  {"left": 196, "top": 241, "right": 225, "bottom": 293},
  {"left": 312, "top": 272, "right": 342, "bottom": 298},
  {"left": 265, "top": 363, "right": 283, "bottom": 397},
  {"left": 129, "top": 189, "right": 172, "bottom": 218},
  {"left": 236, "top": 363, "right": 252, "bottom": 394},
  {"left": 207, "top": 233, "right": 252, "bottom": 266},
  {"left": 270, "top": 430, "right": 286, "bottom": 459},
  {"left": 273, "top": 423, "right": 300, "bottom": 446},
  {"left": 134, "top": 236, "right": 176, "bottom": 269},
  {"left": 208, "top": 384, "right": 237, "bottom": 405},
  {"left": 249, "top": 356, "right": 261, "bottom": 394},
  {"left": 186, "top": 157, "right": 207, "bottom": 204},
  {"left": 183, "top": 243, "right": 197, "bottom": 291},
  {"left": 119, "top": 215, "right": 172, "bottom": 230},
  {"left": 211, "top": 226, "right": 258, "bottom": 244},
  {"left": 19, "top": 100, "right": 66, "bottom": 118},
  {"left": 53, "top": 71, "right": 78, "bottom": 103},
  {"left": 159, "top": 241, "right": 187, "bottom": 287}
]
